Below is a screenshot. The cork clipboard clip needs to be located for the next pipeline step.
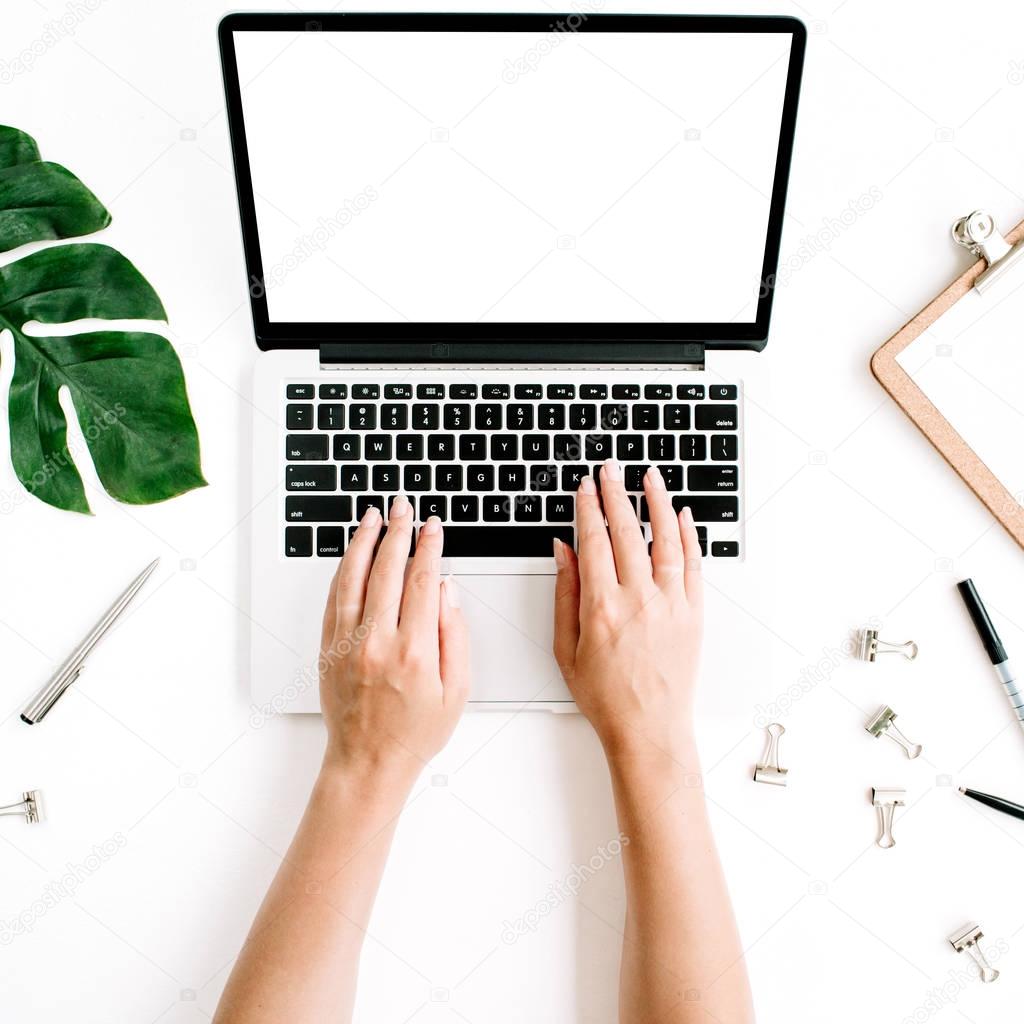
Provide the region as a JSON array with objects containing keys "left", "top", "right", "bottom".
[{"left": 871, "top": 210, "right": 1024, "bottom": 550}]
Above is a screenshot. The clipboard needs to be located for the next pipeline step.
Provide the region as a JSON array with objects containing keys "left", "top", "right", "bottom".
[{"left": 871, "top": 210, "right": 1024, "bottom": 550}]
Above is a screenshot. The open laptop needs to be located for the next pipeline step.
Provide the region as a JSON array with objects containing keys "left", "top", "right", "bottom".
[{"left": 219, "top": 13, "right": 805, "bottom": 713}]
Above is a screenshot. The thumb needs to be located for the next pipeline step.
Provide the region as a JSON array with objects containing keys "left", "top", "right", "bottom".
[
  {"left": 439, "top": 575, "right": 471, "bottom": 706},
  {"left": 552, "top": 538, "right": 580, "bottom": 680}
]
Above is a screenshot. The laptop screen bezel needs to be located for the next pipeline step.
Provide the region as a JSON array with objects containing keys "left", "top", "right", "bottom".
[{"left": 219, "top": 12, "right": 806, "bottom": 353}]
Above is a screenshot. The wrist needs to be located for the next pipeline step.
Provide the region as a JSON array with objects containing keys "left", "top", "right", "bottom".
[{"left": 318, "top": 746, "right": 422, "bottom": 805}]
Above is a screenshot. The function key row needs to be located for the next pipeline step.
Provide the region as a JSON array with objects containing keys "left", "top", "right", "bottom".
[{"left": 286, "top": 383, "right": 738, "bottom": 402}]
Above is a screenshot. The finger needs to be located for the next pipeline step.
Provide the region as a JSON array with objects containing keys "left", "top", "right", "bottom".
[
  {"left": 398, "top": 516, "right": 443, "bottom": 640},
  {"left": 644, "top": 466, "right": 685, "bottom": 590},
  {"left": 439, "top": 575, "right": 471, "bottom": 706},
  {"left": 362, "top": 495, "right": 414, "bottom": 629},
  {"left": 600, "top": 459, "right": 650, "bottom": 586},
  {"left": 678, "top": 504, "right": 704, "bottom": 606},
  {"left": 552, "top": 537, "right": 581, "bottom": 679},
  {"left": 575, "top": 473, "right": 617, "bottom": 595},
  {"left": 334, "top": 505, "right": 383, "bottom": 635}
]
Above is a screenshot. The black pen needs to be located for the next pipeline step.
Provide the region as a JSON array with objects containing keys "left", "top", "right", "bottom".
[{"left": 960, "top": 786, "right": 1024, "bottom": 823}]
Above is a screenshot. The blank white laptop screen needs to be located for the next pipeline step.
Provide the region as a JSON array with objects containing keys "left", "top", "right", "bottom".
[{"left": 231, "top": 29, "right": 792, "bottom": 325}]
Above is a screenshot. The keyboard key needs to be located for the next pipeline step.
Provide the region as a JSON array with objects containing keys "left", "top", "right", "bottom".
[
  {"left": 287, "top": 434, "right": 328, "bottom": 461},
  {"left": 616, "top": 435, "right": 644, "bottom": 461},
  {"left": 459, "top": 434, "right": 487, "bottom": 460},
  {"left": 539, "top": 404, "right": 565, "bottom": 430},
  {"left": 689, "top": 465, "right": 739, "bottom": 491},
  {"left": 580, "top": 384, "right": 608, "bottom": 399},
  {"left": 317, "top": 526, "right": 345, "bottom": 557},
  {"left": 644, "top": 384, "right": 673, "bottom": 400},
  {"left": 647, "top": 434, "right": 674, "bottom": 461},
  {"left": 612, "top": 384, "right": 640, "bottom": 400},
  {"left": 507, "top": 404, "right": 534, "bottom": 430},
  {"left": 352, "top": 384, "right": 379, "bottom": 399},
  {"left": 356, "top": 496, "right": 385, "bottom": 519},
  {"left": 624, "top": 465, "right": 648, "bottom": 490},
  {"left": 546, "top": 495, "right": 574, "bottom": 522},
  {"left": 381, "top": 404, "right": 408, "bottom": 430},
  {"left": 387, "top": 495, "right": 416, "bottom": 519},
  {"left": 286, "top": 496, "right": 353, "bottom": 522},
  {"left": 468, "top": 465, "right": 494, "bottom": 491},
  {"left": 659, "top": 465, "right": 683, "bottom": 491},
  {"left": 710, "top": 385, "right": 738, "bottom": 401},
  {"left": 483, "top": 384, "right": 510, "bottom": 399},
  {"left": 397, "top": 435, "right": 423, "bottom": 460},
  {"left": 413, "top": 403, "right": 439, "bottom": 430},
  {"left": 561, "top": 465, "right": 587, "bottom": 491},
  {"left": 443, "top": 404, "right": 471, "bottom": 430},
  {"left": 514, "top": 494, "right": 543, "bottom": 522},
  {"left": 601, "top": 404, "right": 628, "bottom": 430},
  {"left": 427, "top": 435, "right": 455, "bottom": 460},
  {"left": 451, "top": 496, "right": 479, "bottom": 521},
  {"left": 318, "top": 404, "right": 345, "bottom": 430},
  {"left": 441, "top": 525, "right": 573, "bottom": 556},
  {"left": 286, "top": 403, "right": 313, "bottom": 430},
  {"left": 547, "top": 384, "right": 575, "bottom": 399},
  {"left": 680, "top": 435, "right": 707, "bottom": 461},
  {"left": 631, "top": 405, "right": 659, "bottom": 430},
  {"left": 436, "top": 466, "right": 463, "bottom": 491},
  {"left": 474, "top": 404, "right": 502, "bottom": 430},
  {"left": 285, "top": 525, "right": 313, "bottom": 556},
  {"left": 319, "top": 383, "right": 347, "bottom": 399},
  {"left": 482, "top": 495, "right": 511, "bottom": 522},
  {"left": 569, "top": 404, "right": 597, "bottom": 430},
  {"left": 340, "top": 465, "right": 369, "bottom": 491},
  {"left": 499, "top": 465, "right": 526, "bottom": 491},
  {"left": 384, "top": 384, "right": 413, "bottom": 399},
  {"left": 585, "top": 434, "right": 612, "bottom": 460},
  {"left": 490, "top": 435, "right": 518, "bottom": 460},
  {"left": 350, "top": 404, "right": 377, "bottom": 430},
  {"left": 365, "top": 436, "right": 392, "bottom": 460},
  {"left": 420, "top": 495, "right": 447, "bottom": 520},
  {"left": 403, "top": 465, "right": 431, "bottom": 491},
  {"left": 670, "top": 495, "right": 738, "bottom": 522},
  {"left": 695, "top": 404, "right": 738, "bottom": 430},
  {"left": 334, "top": 434, "right": 360, "bottom": 460},
  {"left": 530, "top": 465, "right": 558, "bottom": 491},
  {"left": 664, "top": 405, "right": 690, "bottom": 429},
  {"left": 523, "top": 436, "right": 550, "bottom": 460},
  {"left": 553, "top": 434, "right": 582, "bottom": 461},
  {"left": 286, "top": 384, "right": 315, "bottom": 400},
  {"left": 416, "top": 383, "right": 445, "bottom": 399},
  {"left": 677, "top": 384, "right": 705, "bottom": 400},
  {"left": 711, "top": 540, "right": 740, "bottom": 557},
  {"left": 514, "top": 384, "right": 543, "bottom": 399},
  {"left": 371, "top": 465, "right": 400, "bottom": 491},
  {"left": 450, "top": 384, "right": 478, "bottom": 399},
  {"left": 286, "top": 465, "right": 337, "bottom": 491},
  {"left": 711, "top": 435, "right": 738, "bottom": 461}
]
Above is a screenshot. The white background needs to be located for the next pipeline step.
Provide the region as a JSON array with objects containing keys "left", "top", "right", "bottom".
[{"left": 3, "top": 2, "right": 1024, "bottom": 1023}]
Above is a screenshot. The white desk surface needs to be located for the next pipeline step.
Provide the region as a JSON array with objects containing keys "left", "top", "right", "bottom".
[{"left": 3, "top": 2, "right": 1024, "bottom": 1021}]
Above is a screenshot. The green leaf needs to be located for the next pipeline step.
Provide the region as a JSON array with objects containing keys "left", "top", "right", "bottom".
[
  {"left": 0, "top": 126, "right": 41, "bottom": 170},
  {"left": 0, "top": 161, "right": 111, "bottom": 252}
]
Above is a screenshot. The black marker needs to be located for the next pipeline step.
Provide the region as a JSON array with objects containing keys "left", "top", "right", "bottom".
[{"left": 960, "top": 787, "right": 1024, "bottom": 824}]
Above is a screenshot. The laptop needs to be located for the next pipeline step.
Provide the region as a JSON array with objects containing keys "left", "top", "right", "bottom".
[{"left": 218, "top": 13, "right": 805, "bottom": 714}]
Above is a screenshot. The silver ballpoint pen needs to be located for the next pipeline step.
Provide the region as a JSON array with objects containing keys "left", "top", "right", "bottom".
[{"left": 21, "top": 558, "right": 160, "bottom": 724}]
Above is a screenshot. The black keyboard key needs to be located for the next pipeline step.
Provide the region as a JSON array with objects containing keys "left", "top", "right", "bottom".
[
  {"left": 612, "top": 384, "right": 640, "bottom": 400},
  {"left": 356, "top": 496, "right": 385, "bottom": 519},
  {"left": 319, "top": 383, "right": 347, "bottom": 400},
  {"left": 419, "top": 495, "right": 447, "bottom": 521},
  {"left": 436, "top": 466, "right": 463, "bottom": 491},
  {"left": 601, "top": 404, "right": 628, "bottom": 430},
  {"left": 352, "top": 384, "right": 379, "bottom": 399},
  {"left": 365, "top": 436, "right": 392, "bottom": 460},
  {"left": 318, "top": 404, "right": 345, "bottom": 430},
  {"left": 659, "top": 465, "right": 683, "bottom": 491},
  {"left": 427, "top": 435, "right": 455, "bottom": 460},
  {"left": 530, "top": 465, "right": 558, "bottom": 491},
  {"left": 677, "top": 384, "right": 705, "bottom": 400},
  {"left": 451, "top": 496, "right": 479, "bottom": 521},
  {"left": 467, "top": 465, "right": 494, "bottom": 491},
  {"left": 569, "top": 404, "right": 597, "bottom": 430},
  {"left": 585, "top": 434, "right": 612, "bottom": 460},
  {"left": 561, "top": 465, "right": 587, "bottom": 492},
  {"left": 350, "top": 404, "right": 377, "bottom": 430},
  {"left": 514, "top": 384, "right": 543, "bottom": 399},
  {"left": 384, "top": 384, "right": 413, "bottom": 399},
  {"left": 286, "top": 496, "right": 353, "bottom": 522},
  {"left": 317, "top": 526, "right": 345, "bottom": 557},
  {"left": 499, "top": 465, "right": 526, "bottom": 491},
  {"left": 631, "top": 405, "right": 659, "bottom": 430},
  {"left": 490, "top": 434, "right": 518, "bottom": 460},
  {"left": 381, "top": 404, "right": 408, "bottom": 430},
  {"left": 697, "top": 525, "right": 708, "bottom": 557},
  {"left": 388, "top": 495, "right": 416, "bottom": 520},
  {"left": 644, "top": 384, "right": 673, "bottom": 400},
  {"left": 286, "top": 403, "right": 313, "bottom": 430},
  {"left": 616, "top": 435, "right": 644, "bottom": 461},
  {"left": 664, "top": 405, "right": 690, "bottom": 429},
  {"left": 539, "top": 404, "right": 565, "bottom": 430},
  {"left": 580, "top": 384, "right": 607, "bottom": 399},
  {"left": 287, "top": 384, "right": 315, "bottom": 400},
  {"left": 689, "top": 465, "right": 739, "bottom": 492},
  {"left": 709, "top": 385, "right": 738, "bottom": 401},
  {"left": 670, "top": 495, "right": 739, "bottom": 522},
  {"left": 285, "top": 525, "right": 313, "bottom": 556},
  {"left": 474, "top": 404, "right": 502, "bottom": 430},
  {"left": 514, "top": 495, "right": 543, "bottom": 522},
  {"left": 371, "top": 465, "right": 400, "bottom": 492},
  {"left": 711, "top": 435, "right": 739, "bottom": 461},
  {"left": 416, "top": 384, "right": 445, "bottom": 399},
  {"left": 403, "top": 465, "right": 431, "bottom": 491},
  {"left": 547, "top": 384, "right": 575, "bottom": 399},
  {"left": 695, "top": 404, "right": 738, "bottom": 430},
  {"left": 546, "top": 495, "right": 574, "bottom": 522},
  {"left": 553, "top": 434, "right": 582, "bottom": 461},
  {"left": 397, "top": 434, "right": 423, "bottom": 460},
  {"left": 340, "top": 465, "right": 368, "bottom": 491},
  {"left": 711, "top": 541, "right": 740, "bottom": 557},
  {"left": 523, "top": 436, "right": 550, "bottom": 460},
  {"left": 443, "top": 404, "right": 471, "bottom": 430},
  {"left": 507, "top": 404, "right": 534, "bottom": 430},
  {"left": 680, "top": 435, "right": 707, "bottom": 461},
  {"left": 287, "top": 434, "right": 328, "bottom": 461},
  {"left": 441, "top": 525, "right": 573, "bottom": 556},
  {"left": 647, "top": 434, "right": 675, "bottom": 461},
  {"left": 450, "top": 384, "right": 478, "bottom": 399},
  {"left": 459, "top": 434, "right": 487, "bottom": 461},
  {"left": 286, "top": 465, "right": 337, "bottom": 491},
  {"left": 413, "top": 403, "right": 439, "bottom": 430},
  {"left": 483, "top": 384, "right": 510, "bottom": 399},
  {"left": 334, "top": 434, "right": 360, "bottom": 460},
  {"left": 624, "top": 465, "right": 648, "bottom": 491},
  {"left": 482, "top": 495, "right": 511, "bottom": 522}
]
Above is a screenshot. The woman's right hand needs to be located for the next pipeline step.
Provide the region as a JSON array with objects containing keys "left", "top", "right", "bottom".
[{"left": 552, "top": 459, "right": 704, "bottom": 758}]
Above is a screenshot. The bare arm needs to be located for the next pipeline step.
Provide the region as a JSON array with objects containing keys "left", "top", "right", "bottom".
[
  {"left": 214, "top": 500, "right": 469, "bottom": 1023},
  {"left": 553, "top": 461, "right": 754, "bottom": 1024}
]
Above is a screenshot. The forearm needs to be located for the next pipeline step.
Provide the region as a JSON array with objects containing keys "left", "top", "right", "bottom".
[
  {"left": 214, "top": 757, "right": 417, "bottom": 1024},
  {"left": 607, "top": 736, "right": 754, "bottom": 1024}
]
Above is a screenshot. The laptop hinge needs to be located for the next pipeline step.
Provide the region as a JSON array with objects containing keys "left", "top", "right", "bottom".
[{"left": 318, "top": 341, "right": 706, "bottom": 368}]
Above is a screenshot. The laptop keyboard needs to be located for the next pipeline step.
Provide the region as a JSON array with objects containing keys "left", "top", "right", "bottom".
[{"left": 282, "top": 380, "right": 741, "bottom": 560}]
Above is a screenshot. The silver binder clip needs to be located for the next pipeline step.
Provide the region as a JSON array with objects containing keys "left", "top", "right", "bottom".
[
  {"left": 0, "top": 790, "right": 44, "bottom": 824},
  {"left": 753, "top": 723, "right": 788, "bottom": 786},
  {"left": 948, "top": 923, "right": 999, "bottom": 983},
  {"left": 858, "top": 628, "right": 918, "bottom": 663},
  {"left": 871, "top": 787, "right": 905, "bottom": 849},
  {"left": 952, "top": 210, "right": 1024, "bottom": 294},
  {"left": 865, "top": 705, "right": 922, "bottom": 759}
]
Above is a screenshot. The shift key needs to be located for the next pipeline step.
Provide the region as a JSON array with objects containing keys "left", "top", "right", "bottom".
[
  {"left": 671, "top": 495, "right": 738, "bottom": 522},
  {"left": 286, "top": 496, "right": 353, "bottom": 522}
]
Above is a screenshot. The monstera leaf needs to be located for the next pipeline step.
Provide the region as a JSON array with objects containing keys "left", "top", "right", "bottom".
[{"left": 0, "top": 125, "right": 204, "bottom": 512}]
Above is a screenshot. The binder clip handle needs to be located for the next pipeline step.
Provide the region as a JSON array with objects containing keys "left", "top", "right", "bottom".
[
  {"left": 871, "top": 788, "right": 905, "bottom": 849},
  {"left": 859, "top": 629, "right": 918, "bottom": 662},
  {"left": 0, "top": 790, "right": 43, "bottom": 824},
  {"left": 949, "top": 923, "right": 1000, "bottom": 983},
  {"left": 866, "top": 706, "right": 923, "bottom": 759},
  {"left": 753, "top": 722, "right": 788, "bottom": 786}
]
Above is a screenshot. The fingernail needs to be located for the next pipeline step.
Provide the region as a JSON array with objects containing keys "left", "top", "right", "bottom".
[
  {"left": 682, "top": 505, "right": 695, "bottom": 526},
  {"left": 552, "top": 537, "right": 566, "bottom": 567},
  {"left": 391, "top": 495, "right": 409, "bottom": 518},
  {"left": 646, "top": 465, "right": 665, "bottom": 490},
  {"left": 602, "top": 459, "right": 622, "bottom": 481},
  {"left": 579, "top": 475, "right": 597, "bottom": 495},
  {"left": 443, "top": 573, "right": 460, "bottom": 608},
  {"left": 421, "top": 515, "right": 441, "bottom": 536},
  {"left": 361, "top": 505, "right": 381, "bottom": 526}
]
